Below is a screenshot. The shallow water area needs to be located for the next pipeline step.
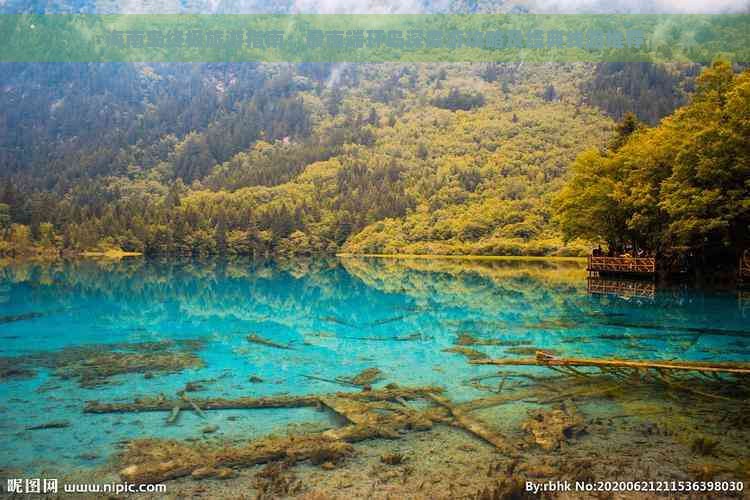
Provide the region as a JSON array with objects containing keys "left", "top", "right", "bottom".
[{"left": 0, "top": 256, "right": 749, "bottom": 497}]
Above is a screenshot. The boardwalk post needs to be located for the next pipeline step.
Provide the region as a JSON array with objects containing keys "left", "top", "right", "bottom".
[{"left": 740, "top": 250, "right": 750, "bottom": 283}]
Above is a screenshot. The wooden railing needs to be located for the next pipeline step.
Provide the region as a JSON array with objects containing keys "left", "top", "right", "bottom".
[
  {"left": 740, "top": 253, "right": 750, "bottom": 278},
  {"left": 587, "top": 256, "right": 656, "bottom": 274},
  {"left": 587, "top": 277, "right": 656, "bottom": 299}
]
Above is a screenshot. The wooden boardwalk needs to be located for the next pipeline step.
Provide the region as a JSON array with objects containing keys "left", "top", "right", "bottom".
[
  {"left": 587, "top": 256, "right": 656, "bottom": 277},
  {"left": 741, "top": 251, "right": 750, "bottom": 281}
]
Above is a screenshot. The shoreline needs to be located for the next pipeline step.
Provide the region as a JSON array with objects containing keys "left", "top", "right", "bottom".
[
  {"left": 1, "top": 252, "right": 585, "bottom": 265},
  {"left": 79, "top": 250, "right": 144, "bottom": 258},
  {"left": 337, "top": 253, "right": 587, "bottom": 262}
]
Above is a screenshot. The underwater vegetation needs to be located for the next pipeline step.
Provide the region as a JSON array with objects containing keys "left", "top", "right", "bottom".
[
  {"left": 455, "top": 333, "right": 506, "bottom": 346},
  {"left": 84, "top": 358, "right": 750, "bottom": 495},
  {"left": 0, "top": 311, "right": 46, "bottom": 324},
  {"left": 0, "top": 339, "right": 205, "bottom": 388},
  {"left": 108, "top": 385, "right": 443, "bottom": 483},
  {"left": 521, "top": 402, "right": 586, "bottom": 451},
  {"left": 0, "top": 361, "right": 35, "bottom": 381},
  {"left": 2, "top": 257, "right": 750, "bottom": 497},
  {"left": 442, "top": 346, "right": 489, "bottom": 361}
]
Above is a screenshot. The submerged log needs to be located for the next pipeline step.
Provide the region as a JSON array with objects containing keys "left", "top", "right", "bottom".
[
  {"left": 87, "top": 394, "right": 321, "bottom": 413},
  {"left": 457, "top": 390, "right": 540, "bottom": 413},
  {"left": 301, "top": 374, "right": 360, "bottom": 388},
  {"left": 319, "top": 397, "right": 383, "bottom": 426},
  {"left": 369, "top": 315, "right": 409, "bottom": 326},
  {"left": 471, "top": 352, "right": 750, "bottom": 376},
  {"left": 246, "top": 334, "right": 294, "bottom": 350},
  {"left": 26, "top": 420, "right": 70, "bottom": 430},
  {"left": 180, "top": 392, "right": 207, "bottom": 419},
  {"left": 303, "top": 368, "right": 384, "bottom": 388},
  {"left": 110, "top": 381, "right": 545, "bottom": 485},
  {"left": 116, "top": 385, "right": 444, "bottom": 484},
  {"left": 84, "top": 386, "right": 442, "bottom": 414},
  {"left": 318, "top": 316, "right": 355, "bottom": 327},
  {"left": 339, "top": 333, "right": 424, "bottom": 341},
  {"left": 0, "top": 312, "right": 45, "bottom": 324},
  {"left": 426, "top": 393, "right": 510, "bottom": 452},
  {"left": 338, "top": 367, "right": 383, "bottom": 386},
  {"left": 120, "top": 434, "right": 354, "bottom": 484},
  {"left": 166, "top": 404, "right": 181, "bottom": 425},
  {"left": 307, "top": 332, "right": 425, "bottom": 342}
]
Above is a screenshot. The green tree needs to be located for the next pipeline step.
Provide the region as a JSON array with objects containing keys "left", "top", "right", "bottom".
[
  {"left": 0, "top": 203, "right": 10, "bottom": 237},
  {"left": 659, "top": 63, "right": 750, "bottom": 254},
  {"left": 555, "top": 150, "right": 630, "bottom": 249},
  {"left": 9, "top": 224, "right": 32, "bottom": 254},
  {"left": 557, "top": 62, "right": 750, "bottom": 265},
  {"left": 609, "top": 112, "right": 641, "bottom": 151}
]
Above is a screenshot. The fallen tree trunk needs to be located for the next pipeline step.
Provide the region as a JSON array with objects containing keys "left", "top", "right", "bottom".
[
  {"left": 85, "top": 386, "right": 442, "bottom": 414},
  {"left": 166, "top": 404, "right": 180, "bottom": 425},
  {"left": 246, "top": 333, "right": 294, "bottom": 350},
  {"left": 180, "top": 392, "right": 206, "bottom": 419},
  {"left": 426, "top": 393, "right": 511, "bottom": 452},
  {"left": 471, "top": 352, "right": 750, "bottom": 375},
  {"left": 86, "top": 394, "right": 320, "bottom": 414},
  {"left": 456, "top": 389, "right": 540, "bottom": 413},
  {"left": 116, "top": 386, "right": 444, "bottom": 484},
  {"left": 120, "top": 434, "right": 354, "bottom": 484}
]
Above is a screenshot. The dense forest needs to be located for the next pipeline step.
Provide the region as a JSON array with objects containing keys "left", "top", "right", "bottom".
[
  {"left": 0, "top": 59, "right": 744, "bottom": 262},
  {"left": 557, "top": 61, "right": 750, "bottom": 272}
]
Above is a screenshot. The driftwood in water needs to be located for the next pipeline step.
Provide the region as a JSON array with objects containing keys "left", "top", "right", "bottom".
[
  {"left": 166, "top": 405, "right": 181, "bottom": 424},
  {"left": 303, "top": 368, "right": 382, "bottom": 388},
  {"left": 84, "top": 386, "right": 442, "bottom": 414},
  {"left": 100, "top": 383, "right": 527, "bottom": 484},
  {"left": 318, "top": 395, "right": 433, "bottom": 435},
  {"left": 246, "top": 334, "right": 294, "bottom": 350},
  {"left": 340, "top": 368, "right": 382, "bottom": 386},
  {"left": 120, "top": 434, "right": 355, "bottom": 484},
  {"left": 341, "top": 333, "right": 425, "bottom": 341},
  {"left": 369, "top": 315, "right": 409, "bottom": 326},
  {"left": 116, "top": 385, "right": 447, "bottom": 484},
  {"left": 426, "top": 393, "right": 510, "bottom": 452},
  {"left": 319, "top": 316, "right": 355, "bottom": 327},
  {"left": 26, "top": 420, "right": 70, "bottom": 430},
  {"left": 306, "top": 331, "right": 425, "bottom": 342},
  {"left": 301, "top": 374, "right": 360, "bottom": 388},
  {"left": 456, "top": 390, "right": 540, "bottom": 413},
  {"left": 179, "top": 391, "right": 206, "bottom": 419},
  {"left": 471, "top": 351, "right": 750, "bottom": 375},
  {"left": 88, "top": 394, "right": 321, "bottom": 414},
  {"left": 0, "top": 312, "right": 45, "bottom": 324}
]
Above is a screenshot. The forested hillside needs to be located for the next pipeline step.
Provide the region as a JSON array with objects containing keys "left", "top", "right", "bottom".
[
  {"left": 0, "top": 59, "right": 709, "bottom": 258},
  {"left": 557, "top": 61, "right": 750, "bottom": 271}
]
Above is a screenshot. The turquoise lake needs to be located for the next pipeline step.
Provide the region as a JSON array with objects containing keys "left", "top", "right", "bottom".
[{"left": 0, "top": 256, "right": 748, "bottom": 477}]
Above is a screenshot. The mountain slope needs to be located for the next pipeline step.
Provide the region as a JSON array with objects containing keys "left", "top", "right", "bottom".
[{"left": 0, "top": 59, "right": 705, "bottom": 257}]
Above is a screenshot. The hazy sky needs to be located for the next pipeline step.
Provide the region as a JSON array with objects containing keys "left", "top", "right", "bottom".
[
  {"left": 288, "top": 0, "right": 749, "bottom": 14},
  {"left": 6, "top": 0, "right": 746, "bottom": 14}
]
